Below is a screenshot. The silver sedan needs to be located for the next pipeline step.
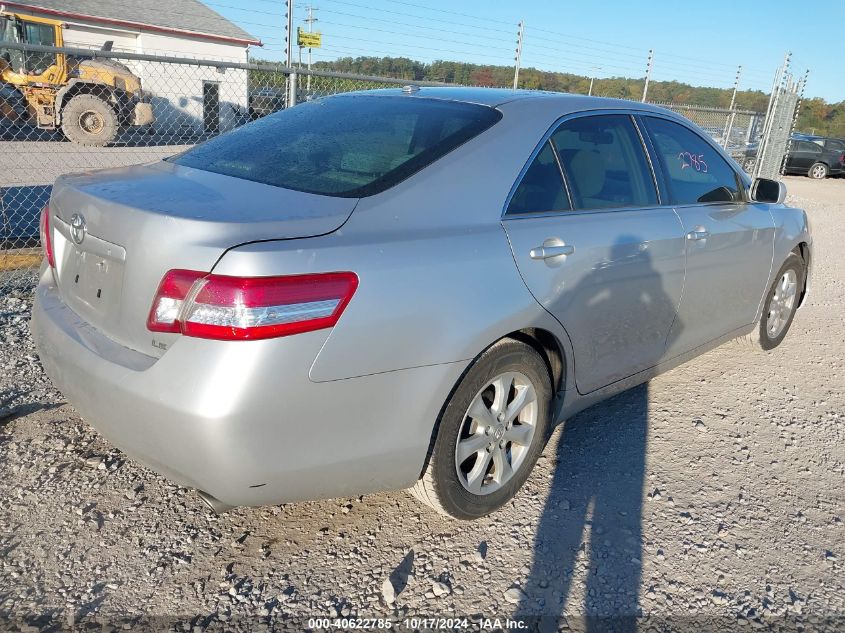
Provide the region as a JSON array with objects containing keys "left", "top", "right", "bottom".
[{"left": 32, "top": 88, "right": 812, "bottom": 519}]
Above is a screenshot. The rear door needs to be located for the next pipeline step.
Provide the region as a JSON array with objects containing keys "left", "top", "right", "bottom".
[
  {"left": 639, "top": 115, "right": 774, "bottom": 357},
  {"left": 503, "top": 113, "right": 686, "bottom": 395}
]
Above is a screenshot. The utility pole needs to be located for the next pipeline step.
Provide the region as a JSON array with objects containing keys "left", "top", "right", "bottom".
[
  {"left": 513, "top": 20, "right": 524, "bottom": 90},
  {"left": 304, "top": 5, "right": 318, "bottom": 92},
  {"left": 721, "top": 65, "right": 742, "bottom": 149},
  {"left": 641, "top": 49, "right": 653, "bottom": 102},
  {"left": 588, "top": 66, "right": 601, "bottom": 96}
]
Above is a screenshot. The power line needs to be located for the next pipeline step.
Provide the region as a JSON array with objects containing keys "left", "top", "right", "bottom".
[{"left": 304, "top": 0, "right": 513, "bottom": 35}]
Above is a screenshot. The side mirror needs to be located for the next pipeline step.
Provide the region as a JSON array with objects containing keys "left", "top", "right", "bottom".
[{"left": 751, "top": 177, "right": 786, "bottom": 204}]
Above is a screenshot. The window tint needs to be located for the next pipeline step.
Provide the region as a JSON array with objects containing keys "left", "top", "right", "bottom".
[
  {"left": 170, "top": 95, "right": 501, "bottom": 197},
  {"left": 551, "top": 114, "right": 657, "bottom": 210},
  {"left": 826, "top": 139, "right": 845, "bottom": 152},
  {"left": 795, "top": 140, "right": 822, "bottom": 154},
  {"left": 644, "top": 117, "right": 740, "bottom": 205},
  {"left": 506, "top": 141, "right": 570, "bottom": 214}
]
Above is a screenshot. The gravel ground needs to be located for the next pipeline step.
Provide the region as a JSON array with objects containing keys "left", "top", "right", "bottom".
[{"left": 0, "top": 176, "right": 843, "bottom": 632}]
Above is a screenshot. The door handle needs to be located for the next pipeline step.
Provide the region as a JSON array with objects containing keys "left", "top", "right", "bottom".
[
  {"left": 686, "top": 228, "right": 710, "bottom": 241},
  {"left": 530, "top": 244, "right": 575, "bottom": 260}
]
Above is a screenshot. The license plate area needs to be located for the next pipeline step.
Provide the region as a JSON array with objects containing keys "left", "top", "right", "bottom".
[
  {"left": 65, "top": 249, "right": 125, "bottom": 315},
  {"left": 52, "top": 216, "right": 126, "bottom": 321}
]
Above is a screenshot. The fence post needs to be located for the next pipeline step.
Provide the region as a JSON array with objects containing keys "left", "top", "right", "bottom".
[
  {"left": 641, "top": 49, "right": 653, "bottom": 103},
  {"left": 288, "top": 71, "right": 298, "bottom": 107},
  {"left": 722, "top": 65, "right": 742, "bottom": 149}
]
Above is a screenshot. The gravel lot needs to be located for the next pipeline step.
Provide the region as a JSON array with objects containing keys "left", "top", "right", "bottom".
[{"left": 1, "top": 176, "right": 843, "bottom": 631}]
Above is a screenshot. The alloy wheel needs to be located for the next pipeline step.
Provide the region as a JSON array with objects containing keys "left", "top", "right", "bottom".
[
  {"left": 766, "top": 268, "right": 798, "bottom": 339},
  {"left": 454, "top": 371, "right": 538, "bottom": 495}
]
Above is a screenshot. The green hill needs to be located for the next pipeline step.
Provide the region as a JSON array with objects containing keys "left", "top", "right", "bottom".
[{"left": 252, "top": 55, "right": 845, "bottom": 138}]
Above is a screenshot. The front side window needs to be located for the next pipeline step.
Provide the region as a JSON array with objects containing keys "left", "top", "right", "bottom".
[
  {"left": 551, "top": 114, "right": 657, "bottom": 210},
  {"left": 643, "top": 116, "right": 741, "bottom": 205},
  {"left": 22, "top": 21, "right": 56, "bottom": 75},
  {"left": 506, "top": 141, "right": 570, "bottom": 214},
  {"left": 170, "top": 95, "right": 501, "bottom": 197}
]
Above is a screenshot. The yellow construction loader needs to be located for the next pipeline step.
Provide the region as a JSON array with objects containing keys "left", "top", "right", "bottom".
[{"left": 0, "top": 10, "right": 154, "bottom": 145}]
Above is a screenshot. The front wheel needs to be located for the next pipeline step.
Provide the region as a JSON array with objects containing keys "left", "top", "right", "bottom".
[
  {"left": 411, "top": 338, "right": 552, "bottom": 519},
  {"left": 737, "top": 253, "right": 804, "bottom": 351},
  {"left": 60, "top": 94, "right": 118, "bottom": 146},
  {"left": 808, "top": 162, "right": 828, "bottom": 179}
]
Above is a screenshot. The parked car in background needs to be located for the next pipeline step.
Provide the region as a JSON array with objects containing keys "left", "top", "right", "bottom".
[
  {"left": 740, "top": 137, "right": 845, "bottom": 179},
  {"left": 32, "top": 89, "right": 812, "bottom": 520},
  {"left": 784, "top": 138, "right": 845, "bottom": 179}
]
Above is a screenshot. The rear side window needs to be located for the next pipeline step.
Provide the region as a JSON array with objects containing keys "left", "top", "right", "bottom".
[
  {"left": 826, "top": 139, "right": 845, "bottom": 152},
  {"left": 169, "top": 95, "right": 501, "bottom": 197},
  {"left": 551, "top": 114, "right": 657, "bottom": 210},
  {"left": 643, "top": 117, "right": 741, "bottom": 205},
  {"left": 507, "top": 141, "right": 571, "bottom": 214}
]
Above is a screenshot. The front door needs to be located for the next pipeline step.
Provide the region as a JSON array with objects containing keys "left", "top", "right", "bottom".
[
  {"left": 639, "top": 115, "right": 775, "bottom": 357},
  {"left": 503, "top": 113, "right": 686, "bottom": 395}
]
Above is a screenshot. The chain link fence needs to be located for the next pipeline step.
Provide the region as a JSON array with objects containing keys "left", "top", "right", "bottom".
[{"left": 0, "top": 44, "right": 800, "bottom": 291}]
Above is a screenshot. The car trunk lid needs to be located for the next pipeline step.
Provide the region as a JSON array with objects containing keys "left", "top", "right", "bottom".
[{"left": 48, "top": 161, "right": 356, "bottom": 356}]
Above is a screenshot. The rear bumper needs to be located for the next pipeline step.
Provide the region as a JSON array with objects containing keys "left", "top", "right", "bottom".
[{"left": 31, "top": 271, "right": 462, "bottom": 507}]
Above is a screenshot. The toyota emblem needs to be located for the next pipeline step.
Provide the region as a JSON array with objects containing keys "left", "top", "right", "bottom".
[{"left": 69, "top": 213, "right": 87, "bottom": 245}]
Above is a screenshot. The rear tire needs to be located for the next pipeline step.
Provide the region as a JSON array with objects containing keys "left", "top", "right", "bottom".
[
  {"left": 808, "top": 162, "right": 828, "bottom": 179},
  {"left": 60, "top": 94, "right": 118, "bottom": 146},
  {"left": 411, "top": 338, "right": 552, "bottom": 520}
]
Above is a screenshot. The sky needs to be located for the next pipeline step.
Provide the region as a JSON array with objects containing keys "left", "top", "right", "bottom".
[{"left": 205, "top": 0, "right": 844, "bottom": 102}]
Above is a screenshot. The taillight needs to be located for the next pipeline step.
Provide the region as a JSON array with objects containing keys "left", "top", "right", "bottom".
[
  {"left": 39, "top": 204, "right": 55, "bottom": 269},
  {"left": 839, "top": 153, "right": 845, "bottom": 166},
  {"left": 147, "top": 270, "right": 358, "bottom": 340},
  {"left": 146, "top": 269, "right": 206, "bottom": 333}
]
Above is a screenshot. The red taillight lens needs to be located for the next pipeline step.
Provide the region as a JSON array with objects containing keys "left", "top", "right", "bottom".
[
  {"left": 39, "top": 204, "right": 55, "bottom": 269},
  {"left": 147, "top": 270, "right": 358, "bottom": 340},
  {"left": 839, "top": 153, "right": 845, "bottom": 166}
]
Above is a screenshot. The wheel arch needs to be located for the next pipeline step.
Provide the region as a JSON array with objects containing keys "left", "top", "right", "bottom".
[
  {"left": 795, "top": 241, "right": 811, "bottom": 307},
  {"left": 55, "top": 80, "right": 116, "bottom": 124},
  {"left": 416, "top": 328, "right": 567, "bottom": 480}
]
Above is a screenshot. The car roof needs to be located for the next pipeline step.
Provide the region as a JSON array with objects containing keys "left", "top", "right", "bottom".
[{"left": 346, "top": 86, "right": 672, "bottom": 114}]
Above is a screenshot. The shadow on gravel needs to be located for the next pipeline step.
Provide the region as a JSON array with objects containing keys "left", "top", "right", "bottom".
[
  {"left": 0, "top": 400, "right": 65, "bottom": 427},
  {"left": 519, "top": 385, "right": 649, "bottom": 631},
  {"left": 517, "top": 233, "right": 682, "bottom": 631}
]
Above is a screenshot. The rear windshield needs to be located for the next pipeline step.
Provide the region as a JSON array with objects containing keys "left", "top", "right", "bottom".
[{"left": 169, "top": 95, "right": 502, "bottom": 197}]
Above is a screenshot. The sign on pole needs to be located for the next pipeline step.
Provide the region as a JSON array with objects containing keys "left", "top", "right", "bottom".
[{"left": 297, "top": 28, "right": 322, "bottom": 48}]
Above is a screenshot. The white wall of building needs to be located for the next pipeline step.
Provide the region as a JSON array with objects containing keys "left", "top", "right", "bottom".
[{"left": 136, "top": 32, "right": 249, "bottom": 135}]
